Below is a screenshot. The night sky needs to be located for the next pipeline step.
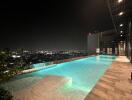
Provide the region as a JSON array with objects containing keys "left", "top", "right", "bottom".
[{"left": 0, "top": 0, "right": 114, "bottom": 50}]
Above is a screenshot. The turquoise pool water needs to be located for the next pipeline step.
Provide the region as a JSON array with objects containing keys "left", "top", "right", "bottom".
[{"left": 1, "top": 55, "right": 116, "bottom": 93}]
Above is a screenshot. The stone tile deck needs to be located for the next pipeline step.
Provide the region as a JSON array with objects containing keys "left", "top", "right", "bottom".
[
  {"left": 13, "top": 75, "right": 87, "bottom": 100},
  {"left": 85, "top": 56, "right": 132, "bottom": 100}
]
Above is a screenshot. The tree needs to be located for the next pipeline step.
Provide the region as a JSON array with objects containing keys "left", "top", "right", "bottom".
[
  {"left": 0, "top": 51, "right": 8, "bottom": 72},
  {"left": 0, "top": 88, "right": 13, "bottom": 100}
]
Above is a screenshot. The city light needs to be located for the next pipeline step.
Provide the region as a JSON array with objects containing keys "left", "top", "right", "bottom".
[
  {"left": 12, "top": 55, "right": 21, "bottom": 58},
  {"left": 17, "top": 55, "right": 21, "bottom": 58},
  {"left": 118, "top": 0, "right": 123, "bottom": 3},
  {"left": 12, "top": 55, "right": 17, "bottom": 58},
  {"left": 118, "top": 11, "right": 124, "bottom": 16},
  {"left": 120, "top": 24, "right": 123, "bottom": 27},
  {"left": 120, "top": 31, "right": 123, "bottom": 33},
  {"left": 4, "top": 70, "right": 9, "bottom": 74}
]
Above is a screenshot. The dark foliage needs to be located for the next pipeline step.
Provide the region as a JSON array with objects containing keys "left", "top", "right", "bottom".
[{"left": 0, "top": 88, "right": 13, "bottom": 100}]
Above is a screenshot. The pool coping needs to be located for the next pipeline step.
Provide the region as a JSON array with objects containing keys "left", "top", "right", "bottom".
[{"left": 19, "top": 54, "right": 96, "bottom": 75}]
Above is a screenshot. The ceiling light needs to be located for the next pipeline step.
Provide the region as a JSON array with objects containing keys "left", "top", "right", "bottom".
[
  {"left": 120, "top": 24, "right": 123, "bottom": 27},
  {"left": 118, "top": 0, "right": 123, "bottom": 3},
  {"left": 120, "top": 31, "right": 123, "bottom": 33},
  {"left": 120, "top": 34, "right": 123, "bottom": 37},
  {"left": 118, "top": 12, "right": 124, "bottom": 16}
]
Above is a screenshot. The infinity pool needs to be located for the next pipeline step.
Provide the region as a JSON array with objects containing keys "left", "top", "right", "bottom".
[{"left": 1, "top": 55, "right": 116, "bottom": 93}]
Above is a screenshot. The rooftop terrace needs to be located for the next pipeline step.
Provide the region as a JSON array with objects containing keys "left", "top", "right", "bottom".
[{"left": 85, "top": 56, "right": 132, "bottom": 100}]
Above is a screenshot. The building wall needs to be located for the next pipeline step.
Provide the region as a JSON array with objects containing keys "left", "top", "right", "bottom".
[
  {"left": 87, "top": 34, "right": 98, "bottom": 54},
  {"left": 127, "top": 21, "right": 132, "bottom": 63},
  {"left": 87, "top": 30, "right": 117, "bottom": 55}
]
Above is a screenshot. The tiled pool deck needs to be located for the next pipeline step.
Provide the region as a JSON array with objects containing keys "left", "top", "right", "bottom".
[{"left": 85, "top": 56, "right": 132, "bottom": 100}]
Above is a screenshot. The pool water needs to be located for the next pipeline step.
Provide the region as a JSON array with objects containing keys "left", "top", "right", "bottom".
[{"left": 1, "top": 55, "right": 116, "bottom": 93}]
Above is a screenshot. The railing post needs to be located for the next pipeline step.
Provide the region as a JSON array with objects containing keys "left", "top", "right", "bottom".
[{"left": 131, "top": 72, "right": 132, "bottom": 80}]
